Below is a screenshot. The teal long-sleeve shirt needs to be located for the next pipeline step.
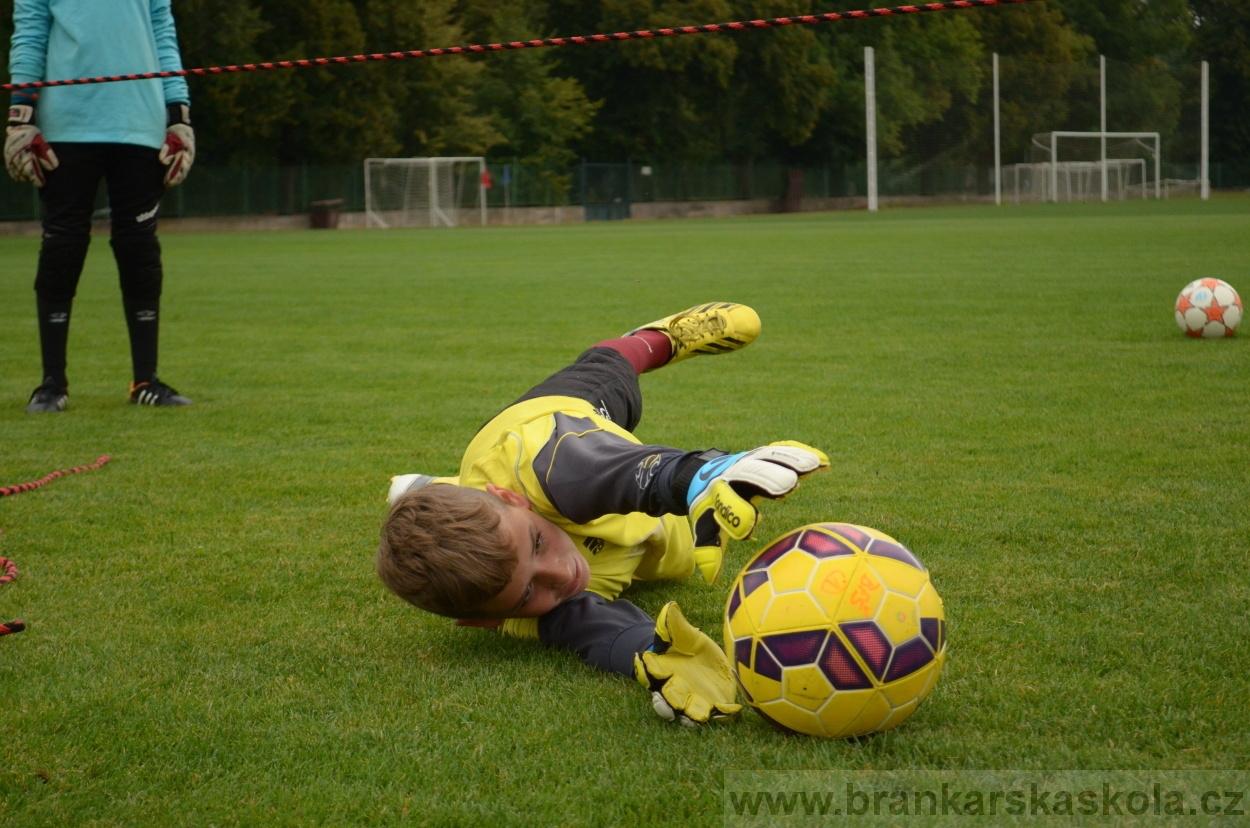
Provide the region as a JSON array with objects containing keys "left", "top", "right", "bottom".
[{"left": 8, "top": 0, "right": 190, "bottom": 149}]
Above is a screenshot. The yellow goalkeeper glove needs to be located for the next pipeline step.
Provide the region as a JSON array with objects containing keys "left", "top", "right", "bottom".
[
  {"left": 687, "top": 441, "right": 829, "bottom": 584},
  {"left": 633, "top": 602, "right": 742, "bottom": 726}
]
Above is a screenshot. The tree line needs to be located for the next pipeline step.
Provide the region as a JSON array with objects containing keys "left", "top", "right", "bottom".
[{"left": 2, "top": 1, "right": 1246, "bottom": 168}]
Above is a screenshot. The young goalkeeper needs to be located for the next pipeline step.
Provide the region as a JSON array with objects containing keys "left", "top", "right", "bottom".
[{"left": 377, "top": 303, "right": 827, "bottom": 726}]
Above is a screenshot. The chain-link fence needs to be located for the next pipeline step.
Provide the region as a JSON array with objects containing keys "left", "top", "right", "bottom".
[
  {"left": 1, "top": 52, "right": 1245, "bottom": 224},
  {"left": 863, "top": 53, "right": 1220, "bottom": 204},
  {"left": 0, "top": 160, "right": 863, "bottom": 222}
]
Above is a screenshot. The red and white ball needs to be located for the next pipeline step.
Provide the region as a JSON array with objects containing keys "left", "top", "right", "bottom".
[{"left": 1175, "top": 279, "right": 1241, "bottom": 338}]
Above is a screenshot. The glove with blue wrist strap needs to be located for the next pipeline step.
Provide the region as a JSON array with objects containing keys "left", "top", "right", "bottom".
[{"left": 686, "top": 441, "right": 828, "bottom": 584}]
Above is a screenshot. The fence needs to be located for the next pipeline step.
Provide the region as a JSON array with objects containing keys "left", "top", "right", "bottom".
[
  {"left": 0, "top": 160, "right": 861, "bottom": 223},
  {"left": 3, "top": 46, "right": 1249, "bottom": 225}
]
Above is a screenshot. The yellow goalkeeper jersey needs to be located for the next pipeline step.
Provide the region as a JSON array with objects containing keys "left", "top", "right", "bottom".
[{"left": 455, "top": 395, "right": 697, "bottom": 639}]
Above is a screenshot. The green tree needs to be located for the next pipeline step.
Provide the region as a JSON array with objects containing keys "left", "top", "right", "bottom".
[
  {"left": 457, "top": 0, "right": 600, "bottom": 169},
  {"left": 542, "top": 0, "right": 741, "bottom": 161},
  {"left": 718, "top": 1, "right": 836, "bottom": 163},
  {"left": 176, "top": 0, "right": 304, "bottom": 165},
  {"left": 1051, "top": 0, "right": 1193, "bottom": 62},
  {"left": 1190, "top": 0, "right": 1250, "bottom": 164},
  {"left": 793, "top": 10, "right": 986, "bottom": 175},
  {"left": 354, "top": 0, "right": 502, "bottom": 158},
  {"left": 966, "top": 1, "right": 1096, "bottom": 163}
]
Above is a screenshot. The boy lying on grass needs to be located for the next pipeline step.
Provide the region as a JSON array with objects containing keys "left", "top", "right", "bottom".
[{"left": 378, "top": 303, "right": 826, "bottom": 725}]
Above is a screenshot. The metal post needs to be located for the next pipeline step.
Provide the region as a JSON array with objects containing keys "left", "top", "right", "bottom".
[
  {"left": 1154, "top": 134, "right": 1161, "bottom": 200},
  {"left": 994, "top": 53, "right": 1001, "bottom": 206},
  {"left": 1100, "top": 56, "right": 1108, "bottom": 203},
  {"left": 1201, "top": 60, "right": 1210, "bottom": 201},
  {"left": 428, "top": 160, "right": 438, "bottom": 226},
  {"left": 479, "top": 158, "right": 488, "bottom": 227},
  {"left": 865, "top": 46, "right": 878, "bottom": 213},
  {"left": 1050, "top": 132, "right": 1058, "bottom": 202}
]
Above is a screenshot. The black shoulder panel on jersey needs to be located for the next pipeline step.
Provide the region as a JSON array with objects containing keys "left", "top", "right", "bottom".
[{"left": 532, "top": 412, "right": 698, "bottom": 523}]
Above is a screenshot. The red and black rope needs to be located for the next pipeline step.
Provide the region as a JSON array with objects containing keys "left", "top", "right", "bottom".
[
  {"left": 0, "top": 558, "right": 23, "bottom": 636},
  {"left": 3, "top": 0, "right": 1036, "bottom": 92},
  {"left": 0, "top": 455, "right": 112, "bottom": 498},
  {"left": 1, "top": 455, "right": 112, "bottom": 636}
]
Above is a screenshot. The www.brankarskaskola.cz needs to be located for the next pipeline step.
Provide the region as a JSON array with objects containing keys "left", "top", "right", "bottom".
[{"left": 729, "top": 783, "right": 1246, "bottom": 818}]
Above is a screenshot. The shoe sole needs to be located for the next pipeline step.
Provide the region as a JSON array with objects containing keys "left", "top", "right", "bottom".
[{"left": 25, "top": 396, "right": 68, "bottom": 413}]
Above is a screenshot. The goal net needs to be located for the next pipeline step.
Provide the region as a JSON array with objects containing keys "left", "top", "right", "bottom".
[
  {"left": 364, "top": 157, "right": 488, "bottom": 228},
  {"left": 856, "top": 54, "right": 1206, "bottom": 206},
  {"left": 1004, "top": 132, "right": 1161, "bottom": 203}
]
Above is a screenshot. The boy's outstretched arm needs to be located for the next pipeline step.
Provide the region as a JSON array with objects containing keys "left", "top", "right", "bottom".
[
  {"left": 533, "top": 414, "right": 828, "bottom": 582},
  {"left": 539, "top": 593, "right": 739, "bottom": 726}
]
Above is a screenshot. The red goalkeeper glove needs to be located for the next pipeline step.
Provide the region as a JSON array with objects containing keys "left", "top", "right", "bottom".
[
  {"left": 158, "top": 103, "right": 195, "bottom": 188},
  {"left": 5, "top": 104, "right": 59, "bottom": 187}
]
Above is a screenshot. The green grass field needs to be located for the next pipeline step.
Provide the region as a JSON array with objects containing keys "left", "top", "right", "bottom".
[{"left": 1, "top": 198, "right": 1247, "bottom": 826}]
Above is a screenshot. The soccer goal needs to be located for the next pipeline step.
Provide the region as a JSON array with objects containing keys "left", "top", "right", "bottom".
[
  {"left": 1004, "top": 132, "right": 1162, "bottom": 204},
  {"left": 364, "top": 157, "right": 488, "bottom": 228}
]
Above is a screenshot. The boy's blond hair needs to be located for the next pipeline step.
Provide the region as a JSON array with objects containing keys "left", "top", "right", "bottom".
[{"left": 377, "top": 484, "right": 515, "bottom": 618}]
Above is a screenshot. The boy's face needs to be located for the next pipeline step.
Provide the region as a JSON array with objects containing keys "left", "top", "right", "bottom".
[{"left": 470, "top": 485, "right": 591, "bottom": 620}]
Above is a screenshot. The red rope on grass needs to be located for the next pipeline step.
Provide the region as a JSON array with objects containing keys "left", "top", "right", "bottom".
[
  {"left": 0, "top": 558, "right": 24, "bottom": 636},
  {"left": 0, "top": 455, "right": 111, "bottom": 497},
  {"left": 1, "top": 455, "right": 112, "bottom": 636},
  {"left": 3, "top": 0, "right": 1037, "bottom": 92}
]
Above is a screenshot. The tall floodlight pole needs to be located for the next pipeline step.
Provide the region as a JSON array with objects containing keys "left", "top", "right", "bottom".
[
  {"left": 865, "top": 46, "right": 878, "bottom": 213},
  {"left": 993, "top": 52, "right": 1001, "bottom": 206},
  {"left": 1201, "top": 60, "right": 1210, "bottom": 201},
  {"left": 1100, "top": 55, "right": 1108, "bottom": 203},
  {"left": 1154, "top": 134, "right": 1161, "bottom": 199},
  {"left": 1050, "top": 131, "right": 1058, "bottom": 202},
  {"left": 479, "top": 158, "right": 488, "bottom": 227}
]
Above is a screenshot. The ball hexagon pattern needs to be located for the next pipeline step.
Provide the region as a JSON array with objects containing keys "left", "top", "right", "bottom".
[{"left": 723, "top": 523, "right": 947, "bottom": 738}]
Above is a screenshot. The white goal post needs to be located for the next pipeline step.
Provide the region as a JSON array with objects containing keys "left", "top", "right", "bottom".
[
  {"left": 1005, "top": 158, "right": 1148, "bottom": 204},
  {"left": 1045, "top": 132, "right": 1161, "bottom": 202},
  {"left": 1004, "top": 132, "right": 1162, "bottom": 204},
  {"left": 364, "top": 157, "right": 488, "bottom": 229}
]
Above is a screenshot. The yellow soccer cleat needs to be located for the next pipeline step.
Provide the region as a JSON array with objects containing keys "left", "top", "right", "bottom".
[{"left": 628, "top": 302, "right": 761, "bottom": 366}]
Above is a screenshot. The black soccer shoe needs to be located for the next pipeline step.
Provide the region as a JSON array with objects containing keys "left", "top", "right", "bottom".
[
  {"left": 129, "top": 378, "right": 193, "bottom": 407},
  {"left": 26, "top": 378, "right": 68, "bottom": 413}
]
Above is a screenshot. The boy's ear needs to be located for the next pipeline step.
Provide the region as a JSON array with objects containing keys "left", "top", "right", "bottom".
[
  {"left": 484, "top": 483, "right": 530, "bottom": 510},
  {"left": 455, "top": 617, "right": 504, "bottom": 628}
]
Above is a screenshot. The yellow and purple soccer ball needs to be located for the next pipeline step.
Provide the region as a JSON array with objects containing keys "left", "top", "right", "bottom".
[
  {"left": 723, "top": 523, "right": 946, "bottom": 738},
  {"left": 1175, "top": 278, "right": 1241, "bottom": 338}
]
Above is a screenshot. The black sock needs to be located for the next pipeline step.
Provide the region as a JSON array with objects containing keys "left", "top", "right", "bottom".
[
  {"left": 34, "top": 234, "right": 90, "bottom": 389},
  {"left": 122, "top": 295, "right": 160, "bottom": 384},
  {"left": 36, "top": 296, "right": 73, "bottom": 388},
  {"left": 113, "top": 234, "right": 164, "bottom": 384}
]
